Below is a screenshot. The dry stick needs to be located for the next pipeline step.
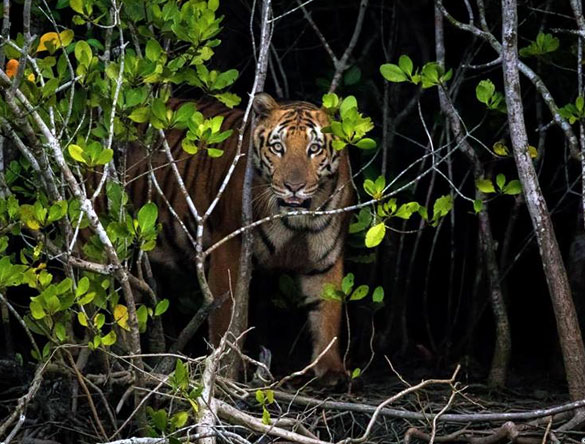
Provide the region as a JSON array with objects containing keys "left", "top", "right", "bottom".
[
  {"left": 501, "top": 0, "right": 585, "bottom": 402},
  {"left": 338, "top": 365, "right": 461, "bottom": 444},
  {"left": 65, "top": 351, "right": 108, "bottom": 440},
  {"left": 428, "top": 384, "right": 459, "bottom": 444},
  {"left": 273, "top": 389, "right": 585, "bottom": 424},
  {"left": 436, "top": 0, "right": 580, "bottom": 161},
  {"left": 0, "top": 362, "right": 47, "bottom": 441},
  {"left": 434, "top": 6, "right": 510, "bottom": 387},
  {"left": 569, "top": 0, "right": 585, "bottom": 234},
  {"left": 270, "top": 337, "right": 338, "bottom": 389},
  {"left": 216, "top": 399, "right": 331, "bottom": 444},
  {"left": 328, "top": 0, "right": 368, "bottom": 93},
  {"left": 227, "top": 0, "right": 273, "bottom": 380}
]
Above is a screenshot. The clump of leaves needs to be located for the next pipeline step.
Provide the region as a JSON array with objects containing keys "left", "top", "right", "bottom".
[
  {"left": 321, "top": 93, "right": 376, "bottom": 151},
  {"left": 559, "top": 97, "right": 585, "bottom": 124},
  {"left": 519, "top": 33, "right": 559, "bottom": 57},
  {"left": 476, "top": 174, "right": 522, "bottom": 196},
  {"left": 321, "top": 272, "right": 384, "bottom": 304},
  {"left": 380, "top": 55, "right": 452, "bottom": 89},
  {"left": 350, "top": 175, "right": 453, "bottom": 248}
]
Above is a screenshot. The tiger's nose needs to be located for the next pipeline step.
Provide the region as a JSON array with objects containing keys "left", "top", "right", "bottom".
[{"left": 284, "top": 180, "right": 306, "bottom": 193}]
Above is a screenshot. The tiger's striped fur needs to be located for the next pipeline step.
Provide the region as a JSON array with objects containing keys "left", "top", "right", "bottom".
[{"left": 126, "top": 93, "right": 353, "bottom": 384}]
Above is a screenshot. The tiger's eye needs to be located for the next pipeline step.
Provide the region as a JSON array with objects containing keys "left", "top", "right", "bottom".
[
  {"left": 271, "top": 142, "right": 284, "bottom": 154},
  {"left": 309, "top": 143, "right": 323, "bottom": 155}
]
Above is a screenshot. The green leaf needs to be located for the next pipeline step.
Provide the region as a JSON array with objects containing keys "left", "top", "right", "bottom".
[
  {"left": 151, "top": 98, "right": 168, "bottom": 122},
  {"left": 74, "top": 41, "right": 92, "bottom": 66},
  {"left": 503, "top": 180, "right": 522, "bottom": 195},
  {"left": 174, "top": 359, "right": 189, "bottom": 390},
  {"left": 171, "top": 411, "right": 189, "bottom": 429},
  {"left": 68, "top": 144, "right": 87, "bottom": 164},
  {"left": 351, "top": 368, "right": 361, "bottom": 379},
  {"left": 207, "top": 148, "right": 224, "bottom": 158},
  {"left": 341, "top": 273, "right": 354, "bottom": 295},
  {"left": 476, "top": 80, "right": 495, "bottom": 105},
  {"left": 77, "top": 311, "right": 88, "bottom": 327},
  {"left": 355, "top": 138, "right": 377, "bottom": 150},
  {"left": 421, "top": 62, "right": 440, "bottom": 88},
  {"left": 265, "top": 390, "right": 274, "bottom": 404},
  {"left": 339, "top": 96, "right": 357, "bottom": 118},
  {"left": 350, "top": 284, "right": 369, "bottom": 301},
  {"left": 577, "top": 96, "right": 584, "bottom": 113},
  {"left": 476, "top": 179, "right": 495, "bottom": 194},
  {"left": 129, "top": 107, "right": 150, "bottom": 123},
  {"left": 30, "top": 300, "right": 46, "bottom": 319},
  {"left": 262, "top": 407, "right": 271, "bottom": 425},
  {"left": 380, "top": 63, "right": 408, "bottom": 82},
  {"left": 101, "top": 330, "right": 117, "bottom": 346},
  {"left": 182, "top": 139, "right": 198, "bottom": 155},
  {"left": 137, "top": 202, "right": 158, "bottom": 231},
  {"left": 395, "top": 202, "right": 420, "bottom": 219},
  {"left": 344, "top": 65, "right": 361, "bottom": 85},
  {"left": 55, "top": 322, "right": 66, "bottom": 342},
  {"left": 365, "top": 223, "right": 385, "bottom": 248},
  {"left": 496, "top": 173, "right": 506, "bottom": 191},
  {"left": 96, "top": 149, "right": 113, "bottom": 166},
  {"left": 47, "top": 201, "right": 68, "bottom": 224},
  {"left": 155, "top": 299, "right": 169, "bottom": 316},
  {"left": 94, "top": 313, "right": 105, "bottom": 329},
  {"left": 322, "top": 93, "right": 339, "bottom": 110},
  {"left": 331, "top": 140, "right": 347, "bottom": 151},
  {"left": 473, "top": 199, "right": 483, "bottom": 214},
  {"left": 209, "top": 0, "right": 219, "bottom": 11},
  {"left": 175, "top": 103, "right": 196, "bottom": 124},
  {"left": 212, "top": 69, "right": 238, "bottom": 90},
  {"left": 255, "top": 389, "right": 265, "bottom": 404},
  {"left": 432, "top": 195, "right": 453, "bottom": 221},
  {"left": 145, "top": 40, "right": 163, "bottom": 62},
  {"left": 398, "top": 55, "right": 413, "bottom": 76},
  {"left": 321, "top": 283, "right": 344, "bottom": 301},
  {"left": 70, "top": 0, "right": 84, "bottom": 14},
  {"left": 212, "top": 92, "right": 241, "bottom": 108},
  {"left": 372, "top": 286, "right": 384, "bottom": 303}
]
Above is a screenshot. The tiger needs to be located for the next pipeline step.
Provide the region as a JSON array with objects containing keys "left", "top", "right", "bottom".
[{"left": 125, "top": 93, "right": 354, "bottom": 385}]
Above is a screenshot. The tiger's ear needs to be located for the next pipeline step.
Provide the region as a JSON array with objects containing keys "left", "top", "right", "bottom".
[{"left": 253, "top": 93, "right": 279, "bottom": 117}]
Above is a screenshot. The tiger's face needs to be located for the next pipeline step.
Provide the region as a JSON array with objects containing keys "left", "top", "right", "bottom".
[{"left": 252, "top": 93, "right": 340, "bottom": 211}]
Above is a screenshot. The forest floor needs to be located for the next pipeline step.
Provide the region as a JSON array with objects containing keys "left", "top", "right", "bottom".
[{"left": 2, "top": 355, "right": 585, "bottom": 444}]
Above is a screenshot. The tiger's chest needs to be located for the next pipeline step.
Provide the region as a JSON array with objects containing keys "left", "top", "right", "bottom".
[{"left": 252, "top": 215, "right": 343, "bottom": 273}]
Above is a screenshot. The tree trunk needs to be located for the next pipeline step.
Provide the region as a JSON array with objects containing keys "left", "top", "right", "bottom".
[{"left": 502, "top": 0, "right": 585, "bottom": 401}]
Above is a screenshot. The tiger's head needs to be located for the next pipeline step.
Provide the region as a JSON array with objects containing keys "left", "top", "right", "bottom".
[{"left": 252, "top": 93, "right": 341, "bottom": 212}]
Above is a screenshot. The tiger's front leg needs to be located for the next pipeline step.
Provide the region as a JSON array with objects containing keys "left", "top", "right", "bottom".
[{"left": 299, "top": 257, "right": 347, "bottom": 386}]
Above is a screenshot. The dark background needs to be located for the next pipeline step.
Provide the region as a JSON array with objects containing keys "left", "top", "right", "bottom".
[{"left": 205, "top": 0, "right": 584, "bottom": 390}]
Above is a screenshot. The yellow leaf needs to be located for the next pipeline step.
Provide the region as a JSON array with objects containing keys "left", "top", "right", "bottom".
[
  {"left": 113, "top": 304, "right": 130, "bottom": 331},
  {"left": 37, "top": 30, "right": 73, "bottom": 53},
  {"left": 493, "top": 141, "right": 509, "bottom": 157},
  {"left": 528, "top": 145, "right": 538, "bottom": 159},
  {"left": 188, "top": 398, "right": 199, "bottom": 414},
  {"left": 27, "top": 73, "right": 35, "bottom": 82},
  {"left": 37, "top": 32, "right": 60, "bottom": 52},
  {"left": 6, "top": 59, "right": 19, "bottom": 78}
]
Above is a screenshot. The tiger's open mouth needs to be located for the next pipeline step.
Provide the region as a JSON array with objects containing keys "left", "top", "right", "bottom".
[{"left": 277, "top": 197, "right": 312, "bottom": 209}]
